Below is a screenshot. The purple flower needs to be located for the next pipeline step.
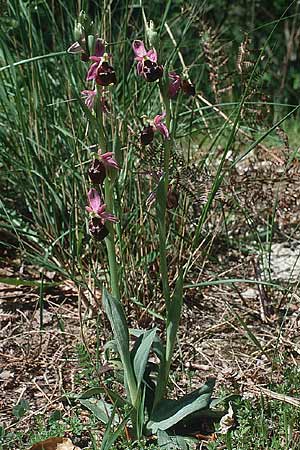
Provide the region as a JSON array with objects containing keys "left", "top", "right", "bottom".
[
  {"left": 168, "top": 72, "right": 181, "bottom": 98},
  {"left": 132, "top": 40, "right": 163, "bottom": 82},
  {"left": 85, "top": 39, "right": 117, "bottom": 86},
  {"left": 86, "top": 188, "right": 118, "bottom": 224},
  {"left": 81, "top": 89, "right": 97, "bottom": 110},
  {"left": 86, "top": 38, "right": 105, "bottom": 81},
  {"left": 98, "top": 151, "right": 119, "bottom": 170},
  {"left": 88, "top": 152, "right": 119, "bottom": 185},
  {"left": 140, "top": 112, "right": 170, "bottom": 145},
  {"left": 153, "top": 112, "right": 170, "bottom": 139}
]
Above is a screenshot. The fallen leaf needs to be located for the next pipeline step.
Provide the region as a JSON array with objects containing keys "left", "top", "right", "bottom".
[
  {"left": 29, "top": 437, "right": 81, "bottom": 450},
  {"left": 219, "top": 402, "right": 235, "bottom": 434}
]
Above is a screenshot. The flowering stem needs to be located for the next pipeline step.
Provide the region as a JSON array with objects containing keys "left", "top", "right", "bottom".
[
  {"left": 95, "top": 99, "right": 120, "bottom": 301},
  {"left": 158, "top": 81, "right": 171, "bottom": 312},
  {"left": 152, "top": 81, "right": 173, "bottom": 408},
  {"left": 104, "top": 178, "right": 120, "bottom": 301}
]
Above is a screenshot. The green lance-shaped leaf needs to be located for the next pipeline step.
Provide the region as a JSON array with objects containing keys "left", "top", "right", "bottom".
[
  {"left": 148, "top": 378, "right": 216, "bottom": 433},
  {"left": 79, "top": 397, "right": 119, "bottom": 425},
  {"left": 103, "top": 288, "right": 137, "bottom": 404},
  {"left": 100, "top": 406, "right": 132, "bottom": 450},
  {"left": 133, "top": 328, "right": 157, "bottom": 391}
]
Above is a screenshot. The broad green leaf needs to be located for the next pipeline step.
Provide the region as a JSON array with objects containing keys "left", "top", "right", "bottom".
[
  {"left": 102, "top": 289, "right": 137, "bottom": 403},
  {"left": 79, "top": 397, "right": 118, "bottom": 425},
  {"left": 157, "top": 429, "right": 194, "bottom": 450},
  {"left": 148, "top": 378, "right": 215, "bottom": 432},
  {"left": 133, "top": 328, "right": 157, "bottom": 390}
]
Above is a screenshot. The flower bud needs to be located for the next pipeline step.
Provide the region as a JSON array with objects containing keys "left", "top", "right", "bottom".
[
  {"left": 140, "top": 125, "right": 154, "bottom": 145},
  {"left": 74, "top": 21, "right": 84, "bottom": 42},
  {"left": 146, "top": 20, "right": 159, "bottom": 49},
  {"left": 87, "top": 35, "right": 96, "bottom": 57},
  {"left": 89, "top": 217, "right": 109, "bottom": 241},
  {"left": 88, "top": 159, "right": 106, "bottom": 185}
]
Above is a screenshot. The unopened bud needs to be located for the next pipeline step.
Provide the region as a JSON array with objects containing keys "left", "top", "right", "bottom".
[
  {"left": 74, "top": 21, "right": 84, "bottom": 42},
  {"left": 146, "top": 20, "right": 159, "bottom": 49}
]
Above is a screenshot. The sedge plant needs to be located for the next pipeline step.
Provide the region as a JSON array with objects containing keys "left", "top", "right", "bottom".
[{"left": 68, "top": 11, "right": 231, "bottom": 447}]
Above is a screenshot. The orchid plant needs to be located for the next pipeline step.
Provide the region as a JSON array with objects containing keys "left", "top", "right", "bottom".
[{"left": 68, "top": 11, "right": 231, "bottom": 448}]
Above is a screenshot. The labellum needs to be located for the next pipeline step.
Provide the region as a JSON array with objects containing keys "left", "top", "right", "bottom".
[
  {"left": 89, "top": 217, "right": 109, "bottom": 241},
  {"left": 96, "top": 62, "right": 117, "bottom": 86},
  {"left": 141, "top": 125, "right": 154, "bottom": 145},
  {"left": 88, "top": 159, "right": 106, "bottom": 185},
  {"left": 142, "top": 59, "right": 163, "bottom": 82},
  {"left": 181, "top": 79, "right": 196, "bottom": 96}
]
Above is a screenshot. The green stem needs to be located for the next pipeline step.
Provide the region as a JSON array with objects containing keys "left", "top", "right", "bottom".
[
  {"left": 95, "top": 99, "right": 120, "bottom": 301},
  {"left": 152, "top": 81, "right": 173, "bottom": 408},
  {"left": 104, "top": 178, "right": 120, "bottom": 301},
  {"left": 158, "top": 80, "right": 171, "bottom": 312}
]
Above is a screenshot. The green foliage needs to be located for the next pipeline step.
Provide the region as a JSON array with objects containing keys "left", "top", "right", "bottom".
[
  {"left": 12, "top": 400, "right": 30, "bottom": 420},
  {"left": 148, "top": 379, "right": 215, "bottom": 433}
]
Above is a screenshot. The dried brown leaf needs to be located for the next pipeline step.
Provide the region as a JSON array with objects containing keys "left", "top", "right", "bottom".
[{"left": 29, "top": 437, "right": 81, "bottom": 450}]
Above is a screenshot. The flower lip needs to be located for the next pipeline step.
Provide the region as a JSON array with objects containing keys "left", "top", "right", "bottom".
[
  {"left": 181, "top": 79, "right": 196, "bottom": 96},
  {"left": 89, "top": 217, "right": 109, "bottom": 241},
  {"left": 142, "top": 60, "right": 163, "bottom": 82},
  {"left": 95, "top": 62, "right": 117, "bottom": 86},
  {"left": 88, "top": 159, "right": 106, "bottom": 185},
  {"left": 140, "top": 125, "right": 154, "bottom": 145}
]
